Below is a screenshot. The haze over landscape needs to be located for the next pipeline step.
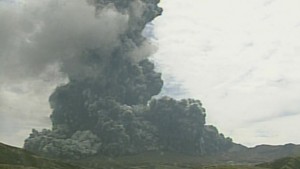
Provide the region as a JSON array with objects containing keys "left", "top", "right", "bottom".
[{"left": 0, "top": 0, "right": 300, "bottom": 149}]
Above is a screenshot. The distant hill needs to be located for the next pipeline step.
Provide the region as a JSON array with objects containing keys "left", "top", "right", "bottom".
[
  {"left": 0, "top": 142, "right": 85, "bottom": 169},
  {"left": 139, "top": 143, "right": 300, "bottom": 165},
  {"left": 221, "top": 143, "right": 300, "bottom": 164}
]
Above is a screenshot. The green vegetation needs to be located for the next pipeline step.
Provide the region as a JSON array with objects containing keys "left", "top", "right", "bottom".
[
  {"left": 0, "top": 143, "right": 85, "bottom": 169},
  {"left": 257, "top": 156, "right": 300, "bottom": 169},
  {"left": 3, "top": 141, "right": 300, "bottom": 169}
]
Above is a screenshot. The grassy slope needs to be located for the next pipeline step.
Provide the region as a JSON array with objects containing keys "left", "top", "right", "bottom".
[
  {"left": 77, "top": 144, "right": 300, "bottom": 169},
  {"left": 0, "top": 143, "right": 86, "bottom": 169},
  {"left": 257, "top": 156, "right": 300, "bottom": 169},
  {"left": 2, "top": 142, "right": 300, "bottom": 169},
  {"left": 77, "top": 151, "right": 269, "bottom": 169}
]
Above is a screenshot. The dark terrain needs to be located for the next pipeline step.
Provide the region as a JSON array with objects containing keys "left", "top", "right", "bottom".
[
  {"left": 1, "top": 142, "right": 300, "bottom": 169},
  {"left": 0, "top": 142, "right": 85, "bottom": 169}
]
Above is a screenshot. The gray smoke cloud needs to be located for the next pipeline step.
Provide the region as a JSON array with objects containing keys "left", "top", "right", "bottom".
[
  {"left": 0, "top": 0, "right": 134, "bottom": 82},
  {"left": 0, "top": 0, "right": 233, "bottom": 158},
  {"left": 0, "top": 0, "right": 156, "bottom": 142},
  {"left": 0, "top": 0, "right": 130, "bottom": 145},
  {"left": 18, "top": 0, "right": 165, "bottom": 158}
]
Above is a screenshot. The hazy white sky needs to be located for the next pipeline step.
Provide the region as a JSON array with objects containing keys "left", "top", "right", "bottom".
[
  {"left": 0, "top": 0, "right": 300, "bottom": 147},
  {"left": 153, "top": 0, "right": 300, "bottom": 146}
]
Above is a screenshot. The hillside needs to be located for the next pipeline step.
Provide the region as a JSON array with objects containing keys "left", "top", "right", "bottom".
[
  {"left": 64, "top": 143, "right": 300, "bottom": 168},
  {"left": 2, "top": 142, "right": 300, "bottom": 169},
  {"left": 192, "top": 143, "right": 300, "bottom": 165},
  {"left": 0, "top": 143, "right": 86, "bottom": 169},
  {"left": 257, "top": 156, "right": 300, "bottom": 169}
]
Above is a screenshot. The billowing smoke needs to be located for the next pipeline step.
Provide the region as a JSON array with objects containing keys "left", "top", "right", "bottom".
[{"left": 7, "top": 0, "right": 234, "bottom": 159}]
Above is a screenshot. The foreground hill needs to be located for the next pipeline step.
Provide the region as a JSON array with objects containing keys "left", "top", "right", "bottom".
[
  {"left": 75, "top": 143, "right": 300, "bottom": 168},
  {"left": 1, "top": 142, "right": 300, "bottom": 169},
  {"left": 0, "top": 142, "right": 86, "bottom": 169},
  {"left": 257, "top": 156, "right": 300, "bottom": 169}
]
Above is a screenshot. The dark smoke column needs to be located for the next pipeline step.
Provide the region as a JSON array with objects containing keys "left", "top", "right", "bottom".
[
  {"left": 24, "top": 0, "right": 232, "bottom": 159},
  {"left": 25, "top": 0, "right": 164, "bottom": 158}
]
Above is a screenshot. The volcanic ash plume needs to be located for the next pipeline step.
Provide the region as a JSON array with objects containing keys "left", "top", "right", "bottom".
[{"left": 23, "top": 0, "right": 233, "bottom": 159}]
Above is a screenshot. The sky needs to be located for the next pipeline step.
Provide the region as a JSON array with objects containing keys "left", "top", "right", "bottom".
[
  {"left": 0, "top": 0, "right": 300, "bottom": 147},
  {"left": 153, "top": 0, "right": 300, "bottom": 146}
]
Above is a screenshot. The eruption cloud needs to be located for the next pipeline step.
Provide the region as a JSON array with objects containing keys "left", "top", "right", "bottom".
[{"left": 0, "top": 0, "right": 234, "bottom": 158}]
